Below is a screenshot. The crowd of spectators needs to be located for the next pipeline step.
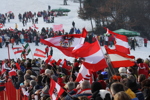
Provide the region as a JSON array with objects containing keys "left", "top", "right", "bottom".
[{"left": 0, "top": 52, "right": 150, "bottom": 100}]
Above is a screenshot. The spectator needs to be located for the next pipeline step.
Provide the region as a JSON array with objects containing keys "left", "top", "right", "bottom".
[
  {"left": 114, "top": 91, "right": 131, "bottom": 100},
  {"left": 144, "top": 38, "right": 148, "bottom": 47}
]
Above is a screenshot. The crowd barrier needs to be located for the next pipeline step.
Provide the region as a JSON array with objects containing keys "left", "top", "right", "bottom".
[{"left": 0, "top": 80, "right": 28, "bottom": 100}]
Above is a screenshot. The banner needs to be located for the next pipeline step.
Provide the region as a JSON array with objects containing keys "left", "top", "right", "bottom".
[{"left": 53, "top": 24, "right": 63, "bottom": 31}]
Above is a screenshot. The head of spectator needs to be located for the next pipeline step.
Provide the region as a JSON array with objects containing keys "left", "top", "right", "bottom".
[
  {"left": 24, "top": 74, "right": 32, "bottom": 80},
  {"left": 26, "top": 69, "right": 32, "bottom": 75},
  {"left": 17, "top": 70, "right": 24, "bottom": 76},
  {"left": 110, "top": 82, "right": 125, "bottom": 96},
  {"left": 30, "top": 80, "right": 37, "bottom": 88},
  {"left": 114, "top": 91, "right": 131, "bottom": 100},
  {"left": 78, "top": 96, "right": 89, "bottom": 100},
  {"left": 141, "top": 79, "right": 150, "bottom": 100},
  {"left": 91, "top": 81, "right": 102, "bottom": 93},
  {"left": 118, "top": 67, "right": 127, "bottom": 79},
  {"left": 136, "top": 58, "right": 143, "bottom": 64},
  {"left": 80, "top": 80, "right": 91, "bottom": 90},
  {"left": 45, "top": 69, "right": 54, "bottom": 77},
  {"left": 120, "top": 78, "right": 137, "bottom": 99},
  {"left": 138, "top": 74, "right": 146, "bottom": 83},
  {"left": 24, "top": 80, "right": 30, "bottom": 87},
  {"left": 65, "top": 82, "right": 75, "bottom": 92}
]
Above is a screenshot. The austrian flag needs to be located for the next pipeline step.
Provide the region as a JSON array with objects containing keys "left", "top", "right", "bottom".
[
  {"left": 105, "top": 28, "right": 130, "bottom": 54},
  {"left": 40, "top": 28, "right": 87, "bottom": 57},
  {"left": 72, "top": 40, "right": 108, "bottom": 72},
  {"left": 49, "top": 79, "right": 65, "bottom": 100},
  {"left": 105, "top": 46, "right": 135, "bottom": 68},
  {"left": 34, "top": 48, "right": 46, "bottom": 58},
  {"left": 12, "top": 47, "right": 23, "bottom": 54}
]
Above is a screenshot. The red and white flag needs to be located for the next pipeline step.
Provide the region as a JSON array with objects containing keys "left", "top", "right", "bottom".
[
  {"left": 57, "top": 59, "right": 72, "bottom": 70},
  {"left": 9, "top": 27, "right": 14, "bottom": 31},
  {"left": 0, "top": 23, "right": 4, "bottom": 28},
  {"left": 105, "top": 28, "right": 130, "bottom": 54},
  {"left": 53, "top": 24, "right": 63, "bottom": 32},
  {"left": 9, "top": 69, "right": 17, "bottom": 76},
  {"left": 75, "top": 64, "right": 92, "bottom": 83},
  {"left": 49, "top": 79, "right": 65, "bottom": 100},
  {"left": 45, "top": 55, "right": 56, "bottom": 66},
  {"left": 32, "top": 24, "right": 38, "bottom": 29},
  {"left": 12, "top": 47, "right": 23, "bottom": 54},
  {"left": 105, "top": 46, "right": 135, "bottom": 68},
  {"left": 7, "top": 11, "right": 12, "bottom": 14},
  {"left": 34, "top": 48, "right": 46, "bottom": 58},
  {"left": 41, "top": 28, "right": 87, "bottom": 57},
  {"left": 72, "top": 40, "right": 108, "bottom": 72}
]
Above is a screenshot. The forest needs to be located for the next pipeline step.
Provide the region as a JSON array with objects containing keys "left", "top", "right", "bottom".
[{"left": 78, "top": 0, "right": 150, "bottom": 38}]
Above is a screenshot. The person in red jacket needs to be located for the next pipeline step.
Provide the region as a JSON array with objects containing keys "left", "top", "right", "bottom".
[
  {"left": 10, "top": 37, "right": 15, "bottom": 48},
  {"left": 137, "top": 58, "right": 149, "bottom": 78},
  {"left": 144, "top": 38, "right": 148, "bottom": 47},
  {"left": 45, "top": 46, "right": 49, "bottom": 57}
]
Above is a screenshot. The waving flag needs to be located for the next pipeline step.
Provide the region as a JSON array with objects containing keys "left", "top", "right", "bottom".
[
  {"left": 12, "top": 47, "right": 23, "bottom": 54},
  {"left": 21, "top": 49, "right": 26, "bottom": 59},
  {"left": 34, "top": 48, "right": 46, "bottom": 58},
  {"left": 9, "top": 27, "right": 14, "bottom": 31},
  {"left": 72, "top": 40, "right": 107, "bottom": 72},
  {"left": 49, "top": 79, "right": 65, "bottom": 100},
  {"left": 53, "top": 24, "right": 63, "bottom": 32},
  {"left": 9, "top": 69, "right": 17, "bottom": 76},
  {"left": 105, "top": 28, "right": 130, "bottom": 54},
  {"left": 75, "top": 64, "right": 92, "bottom": 83},
  {"left": 45, "top": 55, "right": 56, "bottom": 66},
  {"left": 41, "top": 28, "right": 87, "bottom": 57},
  {"left": 32, "top": 24, "right": 39, "bottom": 29},
  {"left": 24, "top": 43, "right": 31, "bottom": 55},
  {"left": 105, "top": 46, "right": 135, "bottom": 68},
  {"left": 58, "top": 59, "right": 72, "bottom": 70}
]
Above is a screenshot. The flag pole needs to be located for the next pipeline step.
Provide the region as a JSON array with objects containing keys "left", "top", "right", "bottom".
[
  {"left": 8, "top": 44, "right": 10, "bottom": 62},
  {"left": 96, "top": 38, "right": 115, "bottom": 77},
  {"left": 69, "top": 63, "right": 74, "bottom": 81}
]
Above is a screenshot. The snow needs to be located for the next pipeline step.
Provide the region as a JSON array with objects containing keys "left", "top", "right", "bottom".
[{"left": 0, "top": 0, "right": 150, "bottom": 62}]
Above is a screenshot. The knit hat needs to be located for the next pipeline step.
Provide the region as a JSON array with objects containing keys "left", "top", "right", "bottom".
[
  {"left": 136, "top": 58, "right": 143, "bottom": 64},
  {"left": 112, "top": 75, "right": 121, "bottom": 81},
  {"left": 118, "top": 67, "right": 127, "bottom": 76}
]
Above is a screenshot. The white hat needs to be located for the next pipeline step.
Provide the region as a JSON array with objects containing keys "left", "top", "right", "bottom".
[
  {"left": 118, "top": 67, "right": 127, "bottom": 73},
  {"left": 118, "top": 67, "right": 127, "bottom": 76},
  {"left": 99, "top": 89, "right": 112, "bottom": 100}
]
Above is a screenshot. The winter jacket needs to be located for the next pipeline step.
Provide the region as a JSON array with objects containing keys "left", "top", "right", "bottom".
[{"left": 138, "top": 63, "right": 149, "bottom": 78}]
